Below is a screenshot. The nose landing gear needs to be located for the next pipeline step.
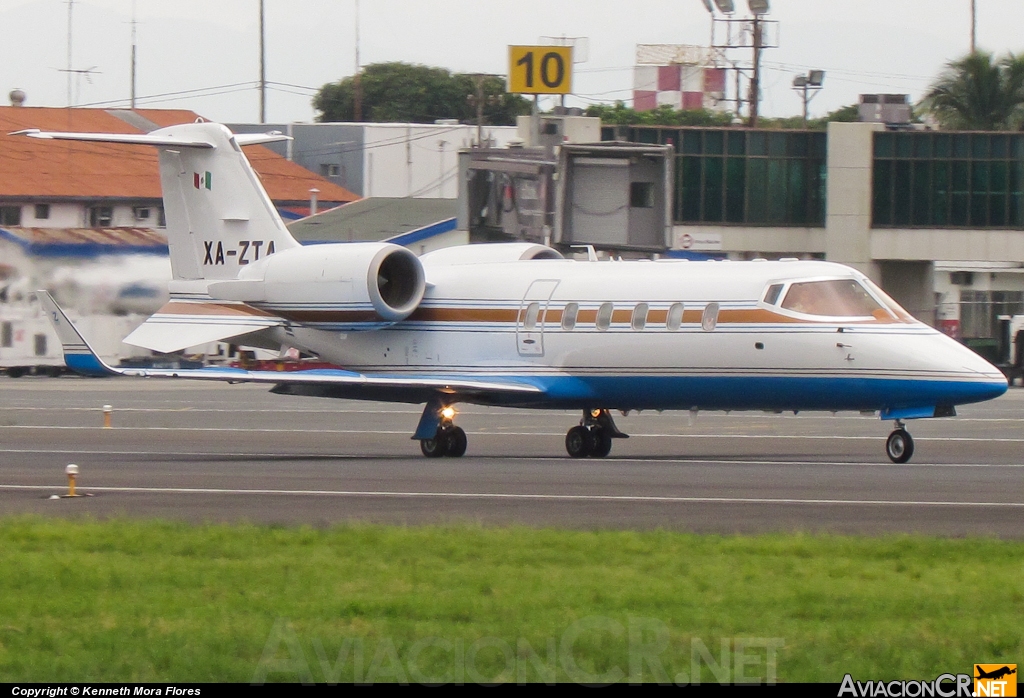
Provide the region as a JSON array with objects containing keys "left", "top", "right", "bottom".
[
  {"left": 885, "top": 420, "right": 915, "bottom": 463},
  {"left": 565, "top": 409, "right": 628, "bottom": 458}
]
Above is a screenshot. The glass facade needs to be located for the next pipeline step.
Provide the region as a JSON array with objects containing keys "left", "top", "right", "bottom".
[
  {"left": 603, "top": 127, "right": 827, "bottom": 227},
  {"left": 873, "top": 132, "right": 1024, "bottom": 228}
]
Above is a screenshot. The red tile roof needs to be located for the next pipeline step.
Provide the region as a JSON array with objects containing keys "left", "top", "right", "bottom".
[{"left": 0, "top": 107, "right": 358, "bottom": 205}]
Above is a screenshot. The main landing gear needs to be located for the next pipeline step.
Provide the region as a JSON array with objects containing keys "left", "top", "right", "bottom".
[
  {"left": 885, "top": 420, "right": 915, "bottom": 464},
  {"left": 565, "top": 409, "right": 629, "bottom": 459},
  {"left": 414, "top": 400, "right": 467, "bottom": 458},
  {"left": 420, "top": 407, "right": 467, "bottom": 458}
]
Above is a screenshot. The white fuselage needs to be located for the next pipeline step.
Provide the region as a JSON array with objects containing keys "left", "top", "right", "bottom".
[{"left": 264, "top": 256, "right": 1006, "bottom": 412}]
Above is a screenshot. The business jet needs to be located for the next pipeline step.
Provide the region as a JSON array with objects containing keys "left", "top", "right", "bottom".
[{"left": 17, "top": 122, "right": 1007, "bottom": 463}]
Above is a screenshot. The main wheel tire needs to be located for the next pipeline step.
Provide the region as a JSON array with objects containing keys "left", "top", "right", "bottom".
[
  {"left": 445, "top": 426, "right": 467, "bottom": 457},
  {"left": 421, "top": 434, "right": 448, "bottom": 458},
  {"left": 886, "top": 429, "right": 914, "bottom": 464},
  {"left": 566, "top": 426, "right": 591, "bottom": 458},
  {"left": 590, "top": 429, "right": 613, "bottom": 458}
]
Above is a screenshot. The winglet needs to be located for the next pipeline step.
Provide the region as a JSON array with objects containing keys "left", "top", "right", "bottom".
[{"left": 35, "top": 291, "right": 120, "bottom": 377}]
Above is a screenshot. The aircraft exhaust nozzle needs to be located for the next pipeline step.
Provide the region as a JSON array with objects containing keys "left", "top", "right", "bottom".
[
  {"left": 207, "top": 242, "right": 427, "bottom": 328},
  {"left": 370, "top": 245, "right": 425, "bottom": 321}
]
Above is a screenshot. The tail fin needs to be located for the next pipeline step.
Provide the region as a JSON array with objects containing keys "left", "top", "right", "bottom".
[{"left": 16, "top": 123, "right": 300, "bottom": 285}]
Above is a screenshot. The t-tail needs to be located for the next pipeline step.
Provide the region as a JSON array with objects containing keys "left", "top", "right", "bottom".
[
  {"left": 15, "top": 123, "right": 302, "bottom": 353},
  {"left": 15, "top": 122, "right": 300, "bottom": 288}
]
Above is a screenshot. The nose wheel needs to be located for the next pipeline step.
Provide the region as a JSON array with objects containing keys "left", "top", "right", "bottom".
[
  {"left": 885, "top": 422, "right": 914, "bottom": 463},
  {"left": 565, "top": 409, "right": 627, "bottom": 458}
]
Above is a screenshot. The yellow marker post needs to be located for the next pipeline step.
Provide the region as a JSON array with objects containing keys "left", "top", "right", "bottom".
[
  {"left": 102, "top": 404, "right": 112, "bottom": 429},
  {"left": 65, "top": 464, "right": 78, "bottom": 497}
]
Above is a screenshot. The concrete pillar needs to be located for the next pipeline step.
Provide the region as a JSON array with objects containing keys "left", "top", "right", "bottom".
[
  {"left": 879, "top": 260, "right": 936, "bottom": 325},
  {"left": 825, "top": 121, "right": 883, "bottom": 282}
]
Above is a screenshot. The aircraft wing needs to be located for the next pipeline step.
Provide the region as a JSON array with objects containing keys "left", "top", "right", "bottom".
[{"left": 36, "top": 291, "right": 543, "bottom": 403}]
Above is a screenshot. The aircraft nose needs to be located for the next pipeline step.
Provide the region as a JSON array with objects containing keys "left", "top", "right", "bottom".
[{"left": 950, "top": 339, "right": 1009, "bottom": 402}]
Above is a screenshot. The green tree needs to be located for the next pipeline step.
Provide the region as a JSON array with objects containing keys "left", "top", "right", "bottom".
[
  {"left": 584, "top": 102, "right": 733, "bottom": 127},
  {"left": 313, "top": 62, "right": 531, "bottom": 125},
  {"left": 921, "top": 51, "right": 1024, "bottom": 130}
]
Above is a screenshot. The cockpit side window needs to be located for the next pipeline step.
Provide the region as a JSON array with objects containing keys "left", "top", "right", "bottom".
[
  {"left": 780, "top": 279, "right": 892, "bottom": 318},
  {"left": 763, "top": 284, "right": 784, "bottom": 305}
]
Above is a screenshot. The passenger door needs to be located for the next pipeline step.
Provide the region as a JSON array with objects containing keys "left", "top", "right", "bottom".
[{"left": 516, "top": 280, "right": 559, "bottom": 356}]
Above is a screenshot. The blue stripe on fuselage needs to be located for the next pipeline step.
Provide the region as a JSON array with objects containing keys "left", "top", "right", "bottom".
[{"left": 453, "top": 374, "right": 1008, "bottom": 412}]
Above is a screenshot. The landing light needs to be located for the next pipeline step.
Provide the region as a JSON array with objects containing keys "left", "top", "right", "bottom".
[{"left": 441, "top": 406, "right": 456, "bottom": 420}]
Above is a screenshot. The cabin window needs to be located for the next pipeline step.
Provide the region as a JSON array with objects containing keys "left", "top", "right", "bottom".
[
  {"left": 596, "top": 302, "right": 613, "bottom": 331},
  {"left": 763, "top": 284, "right": 784, "bottom": 305},
  {"left": 523, "top": 302, "right": 541, "bottom": 330},
  {"left": 561, "top": 303, "right": 579, "bottom": 330},
  {"left": 631, "top": 303, "right": 649, "bottom": 331},
  {"left": 667, "top": 303, "right": 684, "bottom": 330},
  {"left": 1, "top": 322, "right": 12, "bottom": 347},
  {"left": 781, "top": 279, "right": 890, "bottom": 318},
  {"left": 701, "top": 302, "right": 720, "bottom": 332}
]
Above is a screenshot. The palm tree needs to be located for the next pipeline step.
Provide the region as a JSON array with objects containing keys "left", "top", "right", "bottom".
[{"left": 921, "top": 51, "right": 1024, "bottom": 130}]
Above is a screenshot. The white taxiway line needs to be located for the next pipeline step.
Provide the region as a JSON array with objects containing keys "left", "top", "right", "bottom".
[{"left": 0, "top": 483, "right": 1022, "bottom": 508}]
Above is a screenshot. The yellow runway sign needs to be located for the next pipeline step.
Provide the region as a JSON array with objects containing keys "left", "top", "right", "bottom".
[{"left": 508, "top": 45, "right": 573, "bottom": 95}]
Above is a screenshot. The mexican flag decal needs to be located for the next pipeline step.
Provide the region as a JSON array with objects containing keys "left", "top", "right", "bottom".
[{"left": 193, "top": 171, "right": 212, "bottom": 190}]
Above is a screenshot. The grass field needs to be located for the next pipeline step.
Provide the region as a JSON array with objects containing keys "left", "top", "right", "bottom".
[{"left": 0, "top": 517, "right": 1020, "bottom": 683}]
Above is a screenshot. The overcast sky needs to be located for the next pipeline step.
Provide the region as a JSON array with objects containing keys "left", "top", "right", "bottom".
[{"left": 2, "top": 0, "right": 1023, "bottom": 125}]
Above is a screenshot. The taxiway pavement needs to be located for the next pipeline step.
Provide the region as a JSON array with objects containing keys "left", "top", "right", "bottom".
[{"left": 1, "top": 378, "right": 1022, "bottom": 536}]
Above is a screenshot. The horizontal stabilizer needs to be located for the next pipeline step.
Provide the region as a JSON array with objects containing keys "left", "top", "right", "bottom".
[
  {"left": 11, "top": 128, "right": 216, "bottom": 148},
  {"left": 122, "top": 300, "right": 284, "bottom": 353},
  {"left": 11, "top": 128, "right": 290, "bottom": 149}
]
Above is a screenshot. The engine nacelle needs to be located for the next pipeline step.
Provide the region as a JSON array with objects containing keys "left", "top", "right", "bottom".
[{"left": 207, "top": 242, "right": 426, "bottom": 328}]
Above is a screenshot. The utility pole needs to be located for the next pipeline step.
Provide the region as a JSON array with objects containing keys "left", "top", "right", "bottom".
[
  {"left": 749, "top": 14, "right": 761, "bottom": 127},
  {"left": 130, "top": 0, "right": 137, "bottom": 109},
  {"left": 353, "top": 0, "right": 362, "bottom": 121},
  {"left": 970, "top": 0, "right": 977, "bottom": 53},
  {"left": 259, "top": 0, "right": 266, "bottom": 123}
]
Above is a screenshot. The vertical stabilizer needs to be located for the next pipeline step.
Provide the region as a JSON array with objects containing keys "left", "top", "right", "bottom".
[
  {"left": 14, "top": 122, "right": 301, "bottom": 285},
  {"left": 151, "top": 122, "right": 300, "bottom": 282}
]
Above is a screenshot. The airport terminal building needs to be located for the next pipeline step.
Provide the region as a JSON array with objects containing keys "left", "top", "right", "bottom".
[{"left": 605, "top": 121, "right": 1024, "bottom": 349}]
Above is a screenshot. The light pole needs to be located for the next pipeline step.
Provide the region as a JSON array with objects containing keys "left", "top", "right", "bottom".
[{"left": 792, "top": 70, "right": 824, "bottom": 127}]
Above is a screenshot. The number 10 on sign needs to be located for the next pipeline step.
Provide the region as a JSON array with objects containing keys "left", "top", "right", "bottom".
[{"left": 508, "top": 46, "right": 573, "bottom": 95}]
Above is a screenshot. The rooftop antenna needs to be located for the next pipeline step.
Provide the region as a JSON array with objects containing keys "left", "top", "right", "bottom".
[
  {"left": 259, "top": 0, "right": 266, "bottom": 122},
  {"left": 66, "top": 0, "right": 74, "bottom": 107}
]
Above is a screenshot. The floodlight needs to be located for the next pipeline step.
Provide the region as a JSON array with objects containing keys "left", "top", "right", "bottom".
[
  {"left": 700, "top": 0, "right": 714, "bottom": 13},
  {"left": 808, "top": 70, "right": 825, "bottom": 86},
  {"left": 713, "top": 0, "right": 735, "bottom": 13},
  {"left": 747, "top": 0, "right": 769, "bottom": 14},
  {"left": 792, "top": 75, "right": 808, "bottom": 87}
]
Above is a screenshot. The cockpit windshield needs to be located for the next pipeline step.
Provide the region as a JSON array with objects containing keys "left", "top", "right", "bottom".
[{"left": 780, "top": 279, "right": 892, "bottom": 318}]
